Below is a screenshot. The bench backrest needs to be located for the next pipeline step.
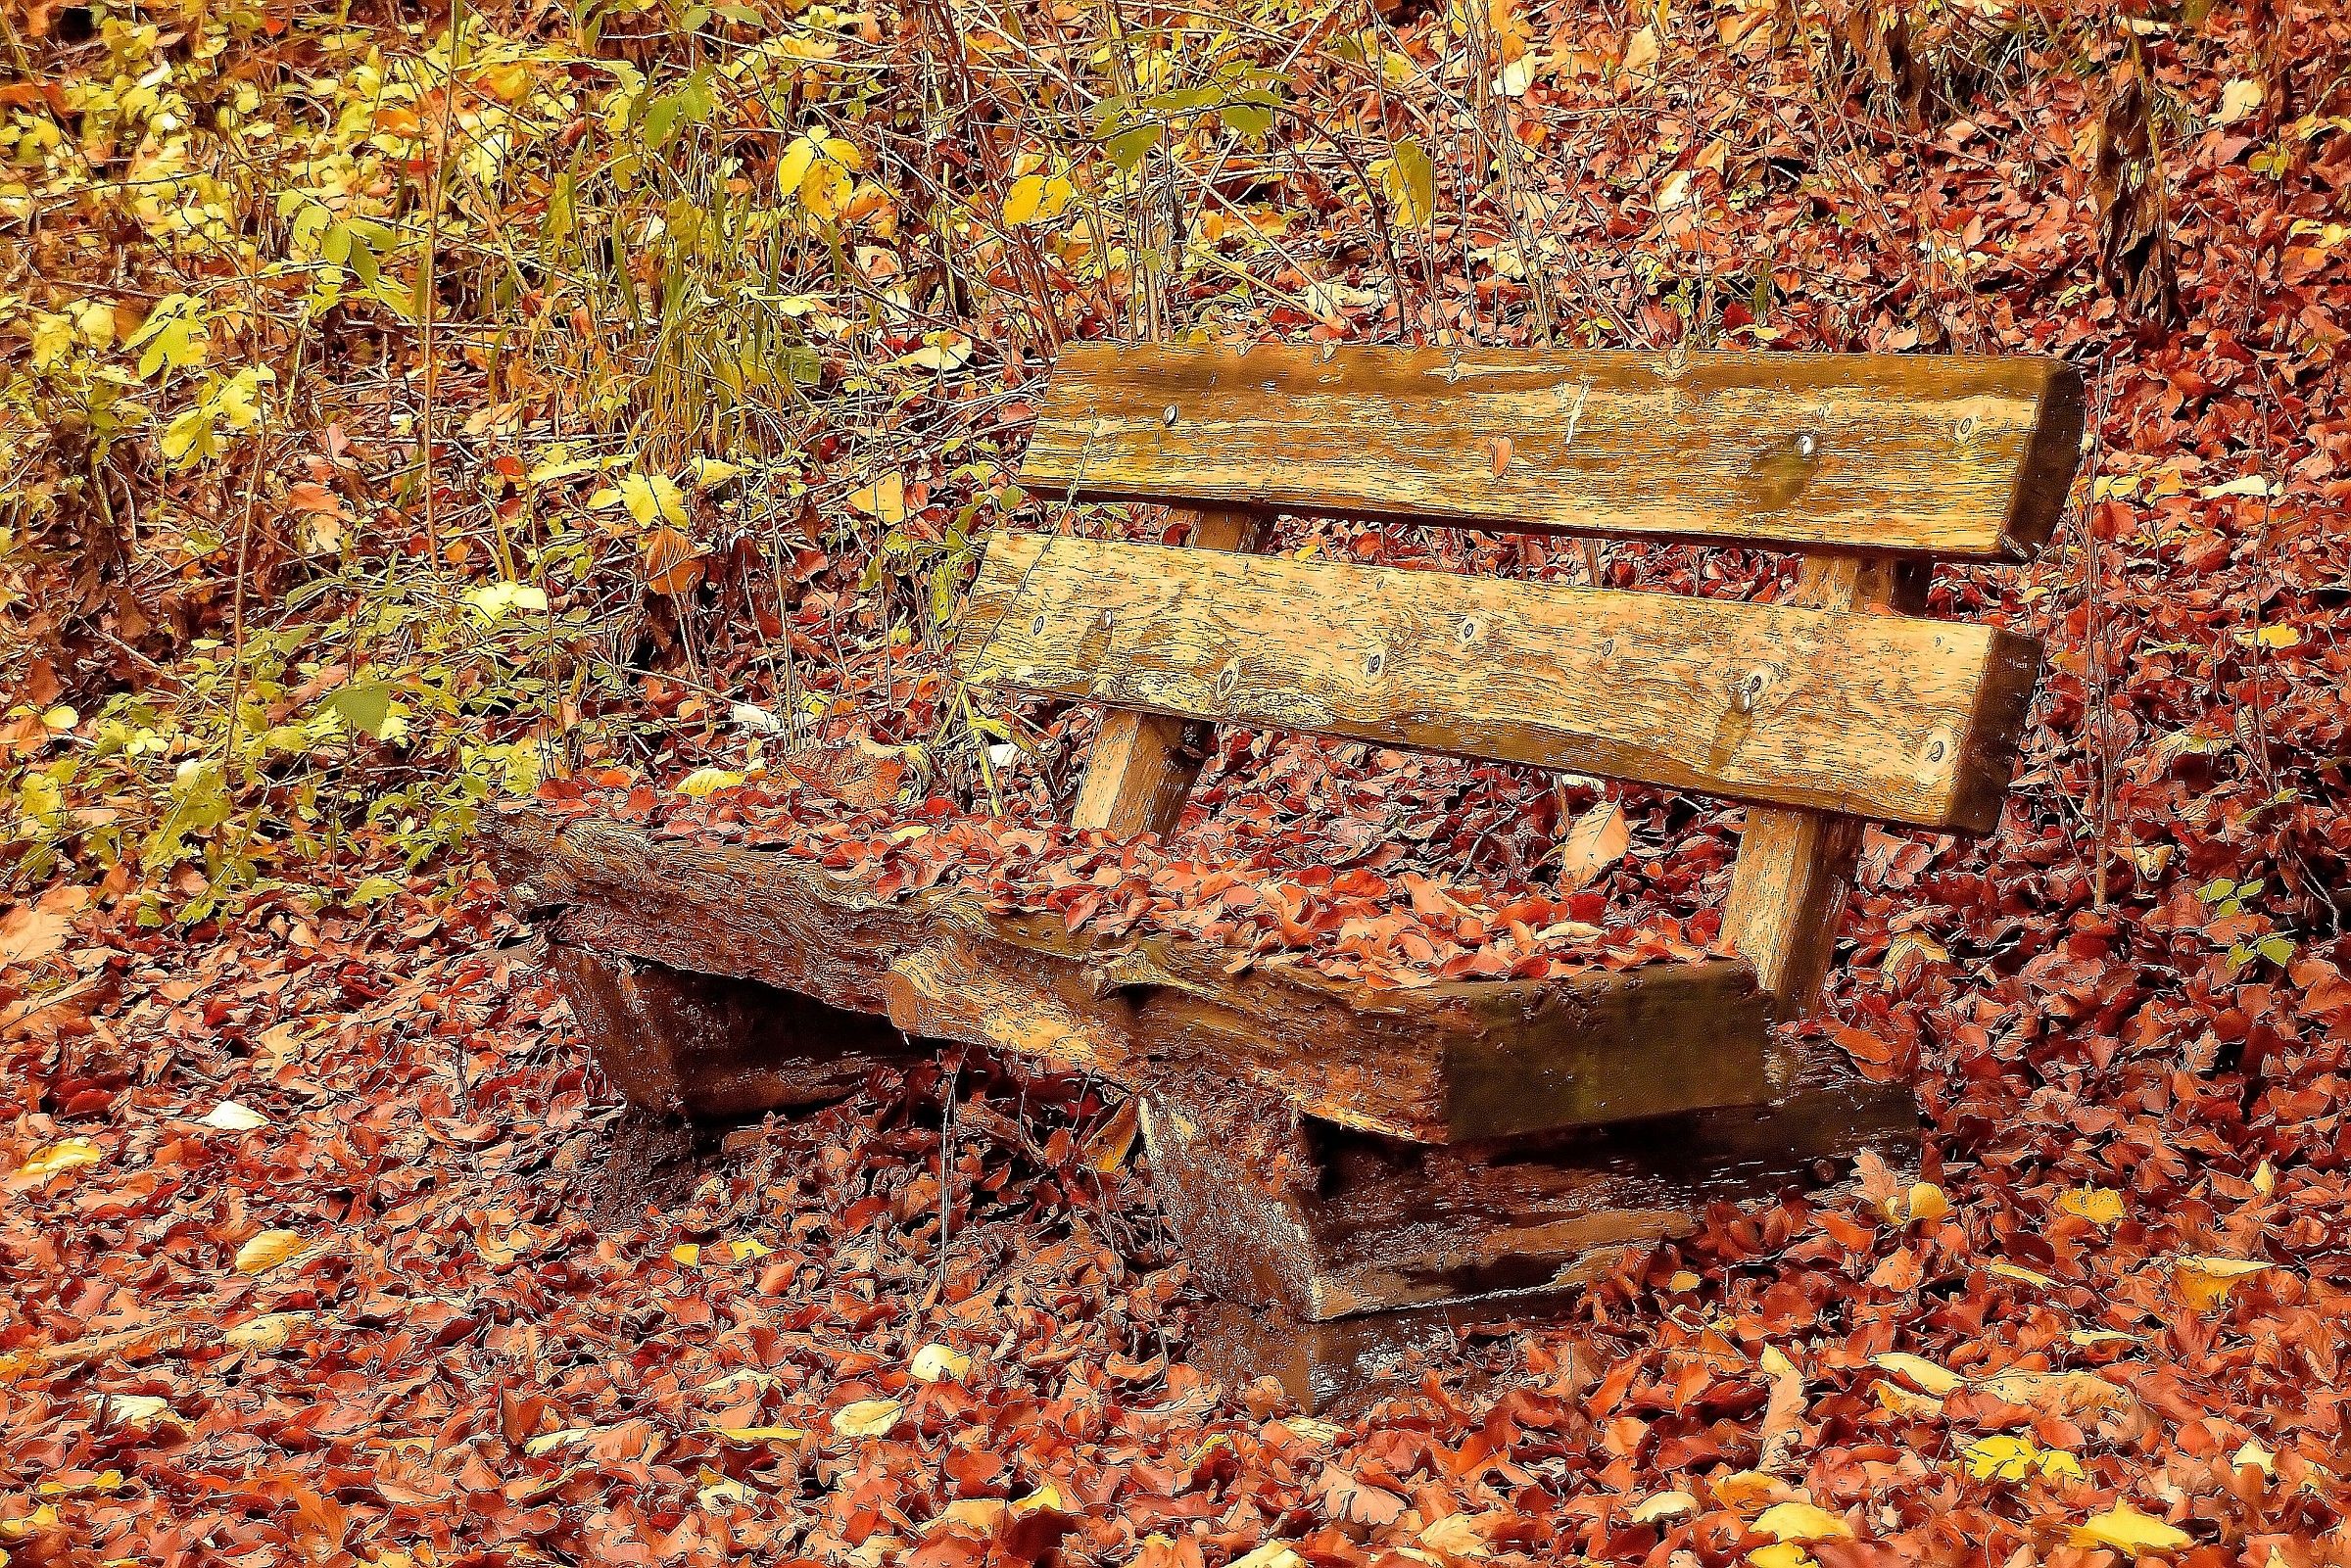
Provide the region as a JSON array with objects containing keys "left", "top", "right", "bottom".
[{"left": 962, "top": 344, "right": 2086, "bottom": 1018}]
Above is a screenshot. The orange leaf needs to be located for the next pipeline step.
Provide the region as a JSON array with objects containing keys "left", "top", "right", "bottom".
[{"left": 644, "top": 527, "right": 704, "bottom": 596}]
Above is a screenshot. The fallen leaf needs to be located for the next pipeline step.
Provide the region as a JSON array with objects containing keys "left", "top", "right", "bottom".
[
  {"left": 2059, "top": 1187, "right": 2126, "bottom": 1227},
  {"left": 707, "top": 1424, "right": 808, "bottom": 1445},
  {"left": 1871, "top": 1353, "right": 1962, "bottom": 1397},
  {"left": 909, "top": 1343, "right": 971, "bottom": 1383},
  {"left": 2173, "top": 1255, "right": 2270, "bottom": 1312},
  {"left": 2071, "top": 1503, "right": 2190, "bottom": 1556},
  {"left": 1753, "top": 1500, "right": 1852, "bottom": 1544},
  {"left": 2213, "top": 77, "right": 2263, "bottom": 126},
  {"left": 846, "top": 473, "right": 907, "bottom": 525},
  {"left": 222, "top": 1312, "right": 309, "bottom": 1352},
  {"left": 1556, "top": 801, "right": 1629, "bottom": 889},
  {"left": 233, "top": 1229, "right": 314, "bottom": 1274},
  {"left": 19, "top": 1138, "right": 104, "bottom": 1180},
  {"left": 1631, "top": 1490, "right": 1698, "bottom": 1525},
  {"left": 830, "top": 1398, "right": 902, "bottom": 1438},
  {"left": 203, "top": 1101, "right": 270, "bottom": 1131}
]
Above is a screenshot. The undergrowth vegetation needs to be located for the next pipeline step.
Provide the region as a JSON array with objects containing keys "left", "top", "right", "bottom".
[{"left": 7, "top": 0, "right": 2201, "bottom": 923}]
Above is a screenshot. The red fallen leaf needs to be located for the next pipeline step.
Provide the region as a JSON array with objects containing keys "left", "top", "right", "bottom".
[
  {"left": 283, "top": 480, "right": 346, "bottom": 515},
  {"left": 1317, "top": 1462, "right": 1409, "bottom": 1528}
]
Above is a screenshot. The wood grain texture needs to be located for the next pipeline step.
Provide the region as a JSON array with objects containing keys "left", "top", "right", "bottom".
[
  {"left": 1019, "top": 343, "right": 2087, "bottom": 560},
  {"left": 1069, "top": 506, "right": 1270, "bottom": 837},
  {"left": 959, "top": 534, "right": 2043, "bottom": 833},
  {"left": 488, "top": 804, "right": 1770, "bottom": 1142},
  {"left": 1144, "top": 1043, "right": 1919, "bottom": 1327},
  {"left": 1721, "top": 557, "right": 1932, "bottom": 1015}
]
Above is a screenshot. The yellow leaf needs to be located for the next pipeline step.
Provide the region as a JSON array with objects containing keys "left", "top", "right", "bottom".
[
  {"left": 1012, "top": 1482, "right": 1072, "bottom": 1516},
  {"left": 2059, "top": 1187, "right": 2127, "bottom": 1227},
  {"left": 104, "top": 1394, "right": 178, "bottom": 1429},
  {"left": 2174, "top": 1255, "right": 2270, "bottom": 1311},
  {"left": 1712, "top": 1470, "right": 1784, "bottom": 1509},
  {"left": 1667, "top": 1270, "right": 1701, "bottom": 1292},
  {"left": 1871, "top": 1353, "right": 1962, "bottom": 1397},
  {"left": 2233, "top": 1440, "right": 2276, "bottom": 1475},
  {"left": 20, "top": 1138, "right": 104, "bottom": 1180},
  {"left": 689, "top": 457, "right": 742, "bottom": 489},
  {"left": 846, "top": 472, "right": 907, "bottom": 525},
  {"left": 1003, "top": 172, "right": 1076, "bottom": 226},
  {"left": 233, "top": 1229, "right": 312, "bottom": 1275},
  {"left": 1630, "top": 1491, "right": 1698, "bottom": 1525},
  {"left": 676, "top": 769, "right": 744, "bottom": 799},
  {"left": 830, "top": 1398, "right": 902, "bottom": 1438},
  {"left": 523, "top": 1426, "right": 595, "bottom": 1457},
  {"left": 1753, "top": 1501, "right": 1852, "bottom": 1544},
  {"left": 1228, "top": 1546, "right": 1305, "bottom": 1568},
  {"left": 776, "top": 135, "right": 818, "bottom": 201},
  {"left": 1904, "top": 1182, "right": 1949, "bottom": 1223},
  {"left": 1987, "top": 1259, "right": 2055, "bottom": 1288},
  {"left": 620, "top": 472, "right": 688, "bottom": 529},
  {"left": 1873, "top": 1380, "right": 1945, "bottom": 1418},
  {"left": 1964, "top": 1435, "right": 2041, "bottom": 1482},
  {"left": 909, "top": 1343, "right": 971, "bottom": 1384},
  {"left": 2214, "top": 78, "right": 2264, "bottom": 126},
  {"left": 222, "top": 1311, "right": 308, "bottom": 1352},
  {"left": 727, "top": 1237, "right": 772, "bottom": 1261},
  {"left": 1622, "top": 24, "right": 1659, "bottom": 76},
  {"left": 1748, "top": 1546, "right": 1813, "bottom": 1568},
  {"left": 670, "top": 1243, "right": 701, "bottom": 1265},
  {"left": 2071, "top": 1504, "right": 2190, "bottom": 1556}
]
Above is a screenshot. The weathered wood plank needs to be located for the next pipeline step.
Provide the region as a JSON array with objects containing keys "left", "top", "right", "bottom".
[
  {"left": 1144, "top": 1043, "right": 1920, "bottom": 1325},
  {"left": 1069, "top": 506, "right": 1270, "bottom": 838},
  {"left": 488, "top": 804, "right": 1770, "bottom": 1143},
  {"left": 1019, "top": 344, "right": 2086, "bottom": 561},
  {"left": 958, "top": 534, "right": 2042, "bottom": 833},
  {"left": 1721, "top": 557, "right": 1931, "bottom": 1015}
]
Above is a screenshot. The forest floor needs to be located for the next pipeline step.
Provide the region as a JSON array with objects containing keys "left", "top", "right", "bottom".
[{"left": 5, "top": 0, "right": 2351, "bottom": 1563}]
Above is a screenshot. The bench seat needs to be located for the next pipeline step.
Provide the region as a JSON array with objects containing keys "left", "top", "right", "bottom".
[{"left": 487, "top": 801, "right": 1774, "bottom": 1143}]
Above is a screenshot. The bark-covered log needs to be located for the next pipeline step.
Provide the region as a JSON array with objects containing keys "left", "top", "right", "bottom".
[{"left": 545, "top": 941, "right": 918, "bottom": 1118}]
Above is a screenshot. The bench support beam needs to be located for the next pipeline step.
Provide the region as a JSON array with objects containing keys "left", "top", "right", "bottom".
[
  {"left": 1722, "top": 555, "right": 1931, "bottom": 1016},
  {"left": 1070, "top": 506, "right": 1271, "bottom": 837},
  {"left": 1143, "top": 1048, "right": 1921, "bottom": 1410}
]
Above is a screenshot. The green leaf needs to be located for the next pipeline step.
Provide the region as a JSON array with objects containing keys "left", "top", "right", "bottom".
[
  {"left": 1106, "top": 122, "right": 1162, "bottom": 174},
  {"left": 1383, "top": 137, "right": 1435, "bottom": 226},
  {"left": 350, "top": 875, "right": 402, "bottom": 905},
  {"left": 329, "top": 681, "right": 395, "bottom": 739}
]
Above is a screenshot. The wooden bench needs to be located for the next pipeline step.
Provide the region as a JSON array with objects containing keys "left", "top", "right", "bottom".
[{"left": 489, "top": 343, "right": 2085, "bottom": 1407}]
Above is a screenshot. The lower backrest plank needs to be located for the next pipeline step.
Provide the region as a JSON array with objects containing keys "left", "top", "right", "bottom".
[
  {"left": 1720, "top": 556, "right": 1931, "bottom": 1017},
  {"left": 1070, "top": 506, "right": 1271, "bottom": 836},
  {"left": 959, "top": 533, "right": 2040, "bottom": 834}
]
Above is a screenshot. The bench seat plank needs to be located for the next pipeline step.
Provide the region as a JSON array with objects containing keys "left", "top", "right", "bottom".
[
  {"left": 1019, "top": 344, "right": 2085, "bottom": 560},
  {"left": 959, "top": 534, "right": 2039, "bottom": 834},
  {"left": 487, "top": 803, "right": 1772, "bottom": 1144}
]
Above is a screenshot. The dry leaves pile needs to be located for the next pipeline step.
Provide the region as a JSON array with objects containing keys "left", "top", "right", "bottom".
[{"left": 8, "top": 1, "right": 2351, "bottom": 1565}]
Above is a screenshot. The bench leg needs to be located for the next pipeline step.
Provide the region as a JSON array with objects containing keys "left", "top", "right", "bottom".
[
  {"left": 545, "top": 943, "right": 922, "bottom": 1119},
  {"left": 1143, "top": 1052, "right": 1921, "bottom": 1412}
]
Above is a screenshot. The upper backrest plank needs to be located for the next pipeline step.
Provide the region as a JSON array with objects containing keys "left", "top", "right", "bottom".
[
  {"left": 958, "top": 534, "right": 2041, "bottom": 833},
  {"left": 1019, "top": 344, "right": 2086, "bottom": 561}
]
